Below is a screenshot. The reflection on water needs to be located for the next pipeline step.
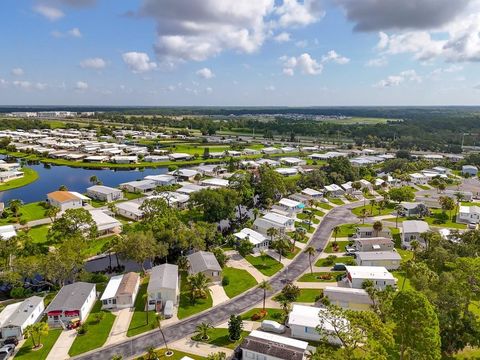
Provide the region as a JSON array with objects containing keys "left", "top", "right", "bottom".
[{"left": 0, "top": 159, "right": 167, "bottom": 203}]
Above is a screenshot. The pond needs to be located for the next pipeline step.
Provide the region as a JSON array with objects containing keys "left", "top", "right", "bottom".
[{"left": 0, "top": 160, "right": 168, "bottom": 203}]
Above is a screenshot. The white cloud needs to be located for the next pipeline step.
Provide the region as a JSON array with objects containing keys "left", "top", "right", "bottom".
[
  {"left": 366, "top": 57, "right": 388, "bottom": 67},
  {"left": 295, "top": 40, "right": 308, "bottom": 48},
  {"left": 122, "top": 52, "right": 157, "bottom": 73},
  {"left": 0, "top": 79, "right": 8, "bottom": 87},
  {"left": 75, "top": 81, "right": 89, "bottom": 91},
  {"left": 374, "top": 69, "right": 422, "bottom": 87},
  {"left": 51, "top": 28, "right": 83, "bottom": 38},
  {"left": 273, "top": 32, "right": 291, "bottom": 43},
  {"left": 321, "top": 50, "right": 350, "bottom": 64},
  {"left": 80, "top": 57, "right": 107, "bottom": 69},
  {"left": 265, "top": 85, "right": 276, "bottom": 91},
  {"left": 275, "top": 0, "right": 324, "bottom": 28},
  {"left": 11, "top": 68, "right": 24, "bottom": 76},
  {"left": 34, "top": 5, "right": 64, "bottom": 21},
  {"left": 281, "top": 53, "right": 323, "bottom": 76},
  {"left": 196, "top": 67, "right": 215, "bottom": 79},
  {"left": 12, "top": 81, "right": 47, "bottom": 91},
  {"left": 205, "top": 87, "right": 213, "bottom": 94}
]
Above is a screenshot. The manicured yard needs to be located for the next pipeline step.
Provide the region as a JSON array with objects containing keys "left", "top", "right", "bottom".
[
  {"left": 245, "top": 254, "right": 284, "bottom": 276},
  {"left": 315, "top": 256, "right": 355, "bottom": 267},
  {"left": 0, "top": 201, "right": 47, "bottom": 225},
  {"left": 14, "top": 328, "right": 62, "bottom": 360},
  {"left": 192, "top": 328, "right": 249, "bottom": 349},
  {"left": 305, "top": 207, "right": 325, "bottom": 217},
  {"left": 241, "top": 308, "right": 284, "bottom": 322},
  {"left": 123, "top": 192, "right": 145, "bottom": 201},
  {"left": 396, "top": 248, "right": 413, "bottom": 262},
  {"left": 134, "top": 349, "right": 205, "bottom": 360},
  {"left": 393, "top": 272, "right": 412, "bottom": 291},
  {"left": 0, "top": 167, "right": 39, "bottom": 192},
  {"left": 296, "top": 289, "right": 323, "bottom": 302},
  {"left": 83, "top": 236, "right": 116, "bottom": 258},
  {"left": 178, "top": 275, "right": 213, "bottom": 320},
  {"left": 222, "top": 267, "right": 257, "bottom": 298},
  {"left": 324, "top": 241, "right": 350, "bottom": 253},
  {"left": 297, "top": 212, "right": 320, "bottom": 224},
  {"left": 351, "top": 203, "right": 395, "bottom": 217},
  {"left": 297, "top": 271, "right": 345, "bottom": 282},
  {"left": 127, "top": 279, "right": 157, "bottom": 337},
  {"left": 24, "top": 225, "right": 49, "bottom": 243},
  {"left": 417, "top": 184, "right": 430, "bottom": 190},
  {"left": 68, "top": 301, "right": 116, "bottom": 356},
  {"left": 332, "top": 223, "right": 368, "bottom": 238},
  {"left": 294, "top": 221, "right": 315, "bottom": 233},
  {"left": 317, "top": 203, "right": 333, "bottom": 210},
  {"left": 328, "top": 197, "right": 344, "bottom": 205},
  {"left": 425, "top": 209, "right": 467, "bottom": 229},
  {"left": 284, "top": 246, "right": 301, "bottom": 260}
]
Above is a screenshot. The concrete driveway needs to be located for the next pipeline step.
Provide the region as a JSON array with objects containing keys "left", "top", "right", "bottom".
[
  {"left": 46, "top": 329, "right": 77, "bottom": 360},
  {"left": 105, "top": 308, "right": 133, "bottom": 346}
]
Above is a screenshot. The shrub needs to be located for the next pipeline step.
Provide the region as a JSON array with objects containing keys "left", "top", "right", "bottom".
[
  {"left": 77, "top": 324, "right": 89, "bottom": 335},
  {"left": 94, "top": 312, "right": 105, "bottom": 323},
  {"left": 323, "top": 255, "right": 337, "bottom": 266},
  {"left": 10, "top": 287, "right": 32, "bottom": 299},
  {"left": 221, "top": 276, "right": 230, "bottom": 286}
]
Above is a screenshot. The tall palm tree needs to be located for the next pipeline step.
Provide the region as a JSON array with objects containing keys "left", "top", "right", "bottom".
[
  {"left": 195, "top": 322, "right": 213, "bottom": 340},
  {"left": 186, "top": 272, "right": 211, "bottom": 304},
  {"left": 142, "top": 292, "right": 150, "bottom": 324},
  {"left": 89, "top": 175, "right": 100, "bottom": 185},
  {"left": 258, "top": 280, "right": 272, "bottom": 311},
  {"left": 253, "top": 208, "right": 260, "bottom": 220},
  {"left": 360, "top": 208, "right": 367, "bottom": 224},
  {"left": 369, "top": 199, "right": 376, "bottom": 215},
  {"left": 155, "top": 314, "right": 173, "bottom": 356},
  {"left": 395, "top": 204, "right": 403, "bottom": 228},
  {"left": 372, "top": 221, "right": 383, "bottom": 237},
  {"left": 304, "top": 246, "right": 316, "bottom": 275},
  {"left": 266, "top": 227, "right": 279, "bottom": 243},
  {"left": 24, "top": 322, "right": 49, "bottom": 349},
  {"left": 8, "top": 199, "right": 22, "bottom": 223},
  {"left": 332, "top": 226, "right": 340, "bottom": 243},
  {"left": 145, "top": 347, "right": 157, "bottom": 360}
]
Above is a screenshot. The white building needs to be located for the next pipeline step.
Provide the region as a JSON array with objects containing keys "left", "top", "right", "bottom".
[
  {"left": 324, "top": 184, "right": 345, "bottom": 197},
  {"left": 100, "top": 272, "right": 140, "bottom": 310},
  {"left": 280, "top": 157, "right": 306, "bottom": 166},
  {"left": 301, "top": 188, "right": 323, "bottom": 198},
  {"left": 240, "top": 330, "right": 309, "bottom": 360},
  {"left": 274, "top": 198, "right": 305, "bottom": 216},
  {"left": 0, "top": 296, "right": 44, "bottom": 340},
  {"left": 234, "top": 228, "right": 270, "bottom": 253},
  {"left": 147, "top": 264, "right": 179, "bottom": 311},
  {"left": 462, "top": 165, "right": 478, "bottom": 177},
  {"left": 47, "top": 191, "right": 85, "bottom": 211},
  {"left": 115, "top": 201, "right": 143, "bottom": 221},
  {"left": 344, "top": 266, "right": 397, "bottom": 290},
  {"left": 253, "top": 212, "right": 296, "bottom": 235},
  {"left": 323, "top": 286, "right": 373, "bottom": 311},
  {"left": 402, "top": 220, "right": 430, "bottom": 248},
  {"left": 457, "top": 205, "right": 480, "bottom": 224},
  {"left": 410, "top": 173, "right": 428, "bottom": 185},
  {"left": 200, "top": 178, "right": 229, "bottom": 188},
  {"left": 86, "top": 185, "right": 123, "bottom": 203},
  {"left": 355, "top": 251, "right": 402, "bottom": 270},
  {"left": 275, "top": 167, "right": 299, "bottom": 176},
  {"left": 119, "top": 180, "right": 156, "bottom": 193},
  {"left": 0, "top": 225, "right": 17, "bottom": 240},
  {"left": 144, "top": 174, "right": 177, "bottom": 186},
  {"left": 89, "top": 210, "right": 122, "bottom": 234}
]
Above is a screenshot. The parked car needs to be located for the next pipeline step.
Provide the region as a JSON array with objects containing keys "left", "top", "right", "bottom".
[
  {"left": 0, "top": 344, "right": 15, "bottom": 360},
  {"left": 345, "top": 246, "right": 357, "bottom": 254},
  {"left": 332, "top": 263, "right": 347, "bottom": 271},
  {"left": 2, "top": 337, "right": 18, "bottom": 347},
  {"left": 163, "top": 300, "right": 174, "bottom": 319},
  {"left": 260, "top": 320, "right": 286, "bottom": 334}
]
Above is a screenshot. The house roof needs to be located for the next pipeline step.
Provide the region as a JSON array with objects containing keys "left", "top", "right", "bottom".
[
  {"left": 188, "top": 251, "right": 222, "bottom": 274},
  {"left": 89, "top": 210, "right": 121, "bottom": 231},
  {"left": 148, "top": 264, "right": 179, "bottom": 292},
  {"left": 345, "top": 266, "right": 395, "bottom": 281},
  {"left": 355, "top": 237, "right": 394, "bottom": 246},
  {"left": 356, "top": 251, "right": 402, "bottom": 261},
  {"left": 119, "top": 180, "right": 156, "bottom": 190},
  {"left": 262, "top": 212, "right": 292, "bottom": 226},
  {"left": 46, "top": 282, "right": 95, "bottom": 312},
  {"left": 47, "top": 191, "right": 81, "bottom": 203},
  {"left": 115, "top": 201, "right": 143, "bottom": 216},
  {"left": 288, "top": 304, "right": 345, "bottom": 333},
  {"left": 402, "top": 220, "right": 430, "bottom": 234},
  {"left": 302, "top": 188, "right": 322, "bottom": 196},
  {"left": 117, "top": 272, "right": 140, "bottom": 296},
  {"left": 324, "top": 286, "right": 372, "bottom": 304},
  {"left": 0, "top": 225, "right": 17, "bottom": 240},
  {"left": 200, "top": 178, "right": 229, "bottom": 187},
  {"left": 459, "top": 205, "right": 480, "bottom": 215},
  {"left": 0, "top": 296, "right": 43, "bottom": 328},
  {"left": 244, "top": 330, "right": 308, "bottom": 354},
  {"left": 100, "top": 274, "right": 123, "bottom": 301},
  {"left": 234, "top": 228, "right": 267, "bottom": 245},
  {"left": 87, "top": 185, "right": 122, "bottom": 195}
]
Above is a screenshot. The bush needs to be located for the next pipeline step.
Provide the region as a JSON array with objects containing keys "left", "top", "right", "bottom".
[
  {"left": 323, "top": 255, "right": 337, "bottom": 266},
  {"left": 19, "top": 219, "right": 27, "bottom": 225},
  {"left": 10, "top": 287, "right": 32, "bottom": 299},
  {"left": 94, "top": 312, "right": 105, "bottom": 323},
  {"left": 77, "top": 324, "right": 89, "bottom": 335},
  {"left": 221, "top": 276, "right": 230, "bottom": 286}
]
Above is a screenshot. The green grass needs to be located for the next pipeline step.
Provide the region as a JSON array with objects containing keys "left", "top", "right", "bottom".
[
  {"left": 298, "top": 272, "right": 345, "bottom": 282},
  {"left": 324, "top": 241, "right": 350, "bottom": 253},
  {"left": 14, "top": 329, "right": 62, "bottom": 360},
  {"left": 89, "top": 199, "right": 106, "bottom": 208},
  {"left": 296, "top": 289, "right": 323, "bottom": 302},
  {"left": 461, "top": 202, "right": 480, "bottom": 207},
  {"left": 0, "top": 201, "right": 47, "bottom": 225},
  {"left": 295, "top": 221, "right": 315, "bottom": 233},
  {"left": 192, "top": 328, "right": 249, "bottom": 349},
  {"left": 393, "top": 272, "right": 411, "bottom": 290},
  {"left": 284, "top": 246, "right": 301, "bottom": 260},
  {"left": 317, "top": 203, "right": 333, "bottom": 210},
  {"left": 396, "top": 248, "right": 413, "bottom": 263},
  {"left": 241, "top": 308, "right": 284, "bottom": 322},
  {"left": 417, "top": 184, "right": 430, "bottom": 190},
  {"left": 351, "top": 203, "right": 395, "bottom": 217},
  {"left": 332, "top": 223, "right": 368, "bottom": 238},
  {"left": 83, "top": 236, "right": 115, "bottom": 258},
  {"left": 425, "top": 210, "right": 467, "bottom": 229},
  {"left": 328, "top": 197, "right": 344, "bottom": 206},
  {"left": 245, "top": 254, "right": 284, "bottom": 276},
  {"left": 222, "top": 267, "right": 257, "bottom": 298},
  {"left": 305, "top": 207, "right": 325, "bottom": 217},
  {"left": 315, "top": 256, "right": 356, "bottom": 267},
  {"left": 68, "top": 301, "right": 116, "bottom": 356},
  {"left": 178, "top": 275, "right": 213, "bottom": 320},
  {"left": 450, "top": 347, "right": 480, "bottom": 359},
  {"left": 24, "top": 225, "right": 49, "bottom": 243},
  {"left": 127, "top": 279, "right": 157, "bottom": 337},
  {"left": 123, "top": 192, "right": 145, "bottom": 201},
  {"left": 297, "top": 213, "right": 320, "bottom": 224},
  {"left": 134, "top": 349, "right": 205, "bottom": 360},
  {"left": 0, "top": 167, "right": 39, "bottom": 192}
]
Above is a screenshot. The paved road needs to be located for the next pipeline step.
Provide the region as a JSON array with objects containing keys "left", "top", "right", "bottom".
[{"left": 73, "top": 203, "right": 359, "bottom": 360}]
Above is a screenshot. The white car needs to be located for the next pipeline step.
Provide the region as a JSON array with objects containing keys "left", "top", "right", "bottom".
[{"left": 260, "top": 320, "right": 286, "bottom": 334}]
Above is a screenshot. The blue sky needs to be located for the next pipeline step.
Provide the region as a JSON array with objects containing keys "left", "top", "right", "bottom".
[{"left": 1, "top": 0, "right": 480, "bottom": 106}]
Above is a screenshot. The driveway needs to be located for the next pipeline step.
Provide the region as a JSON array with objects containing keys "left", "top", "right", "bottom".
[
  {"left": 72, "top": 202, "right": 360, "bottom": 360},
  {"left": 209, "top": 284, "right": 230, "bottom": 307},
  {"left": 46, "top": 329, "right": 77, "bottom": 360},
  {"left": 105, "top": 308, "right": 134, "bottom": 346}
]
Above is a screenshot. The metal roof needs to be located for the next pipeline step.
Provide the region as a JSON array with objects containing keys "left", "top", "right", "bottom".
[
  {"left": 188, "top": 251, "right": 222, "bottom": 274},
  {"left": 147, "top": 264, "right": 179, "bottom": 292}
]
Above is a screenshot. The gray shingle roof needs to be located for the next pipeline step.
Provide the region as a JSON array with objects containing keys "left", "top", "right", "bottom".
[
  {"left": 45, "top": 282, "right": 95, "bottom": 312},
  {"left": 2, "top": 296, "right": 43, "bottom": 327},
  {"left": 188, "top": 251, "right": 221, "bottom": 274},
  {"left": 147, "top": 264, "right": 179, "bottom": 292}
]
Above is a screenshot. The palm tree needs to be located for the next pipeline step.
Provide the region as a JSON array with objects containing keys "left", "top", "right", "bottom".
[
  {"left": 369, "top": 199, "right": 376, "bottom": 215},
  {"left": 186, "top": 272, "right": 211, "bottom": 304},
  {"left": 272, "top": 237, "right": 290, "bottom": 263},
  {"left": 304, "top": 246, "right": 316, "bottom": 275},
  {"left": 332, "top": 226, "right": 340, "bottom": 244},
  {"left": 359, "top": 208, "right": 367, "bottom": 224},
  {"left": 8, "top": 199, "right": 22, "bottom": 222},
  {"left": 142, "top": 292, "right": 150, "bottom": 325},
  {"left": 266, "top": 227, "right": 279, "bottom": 243},
  {"left": 89, "top": 175, "right": 100, "bottom": 185},
  {"left": 58, "top": 185, "right": 68, "bottom": 191},
  {"left": 454, "top": 192, "right": 465, "bottom": 218},
  {"left": 394, "top": 204, "right": 403, "bottom": 228},
  {"left": 258, "top": 280, "right": 272, "bottom": 311},
  {"left": 372, "top": 221, "right": 383, "bottom": 237},
  {"left": 195, "top": 322, "right": 213, "bottom": 340},
  {"left": 45, "top": 206, "right": 60, "bottom": 222},
  {"left": 410, "top": 240, "right": 420, "bottom": 260},
  {"left": 146, "top": 347, "right": 157, "bottom": 360},
  {"left": 24, "top": 322, "right": 49, "bottom": 349},
  {"left": 156, "top": 314, "right": 173, "bottom": 356},
  {"left": 253, "top": 208, "right": 260, "bottom": 220},
  {"left": 259, "top": 250, "right": 268, "bottom": 266}
]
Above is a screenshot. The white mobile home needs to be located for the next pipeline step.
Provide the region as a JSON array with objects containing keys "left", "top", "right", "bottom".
[
  {"left": 344, "top": 266, "right": 396, "bottom": 290},
  {"left": 253, "top": 212, "right": 296, "bottom": 235},
  {"left": 355, "top": 251, "right": 402, "bottom": 270},
  {"left": 234, "top": 228, "right": 270, "bottom": 253},
  {"left": 147, "top": 264, "right": 179, "bottom": 311},
  {"left": 115, "top": 201, "right": 144, "bottom": 221},
  {"left": 101, "top": 272, "right": 140, "bottom": 310},
  {"left": 87, "top": 185, "right": 123, "bottom": 203},
  {"left": 239, "top": 330, "right": 308, "bottom": 360},
  {"left": 0, "top": 296, "right": 44, "bottom": 340}
]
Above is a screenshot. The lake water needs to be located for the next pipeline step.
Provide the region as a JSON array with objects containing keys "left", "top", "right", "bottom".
[{"left": 0, "top": 159, "right": 168, "bottom": 203}]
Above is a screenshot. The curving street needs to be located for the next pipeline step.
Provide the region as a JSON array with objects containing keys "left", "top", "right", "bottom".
[{"left": 73, "top": 203, "right": 360, "bottom": 360}]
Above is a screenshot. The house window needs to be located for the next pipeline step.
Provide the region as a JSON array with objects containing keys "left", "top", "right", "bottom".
[{"left": 112, "top": 299, "right": 116, "bottom": 304}]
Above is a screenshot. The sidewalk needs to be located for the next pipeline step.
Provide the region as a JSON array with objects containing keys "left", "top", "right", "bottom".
[
  {"left": 46, "top": 329, "right": 77, "bottom": 360},
  {"left": 294, "top": 281, "right": 339, "bottom": 289}
]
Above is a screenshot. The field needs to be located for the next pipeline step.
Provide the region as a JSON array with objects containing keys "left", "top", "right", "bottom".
[{"left": 320, "top": 117, "right": 395, "bottom": 125}]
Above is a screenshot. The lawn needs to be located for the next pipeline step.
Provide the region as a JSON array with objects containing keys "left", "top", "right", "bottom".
[
  {"left": 297, "top": 212, "right": 320, "bottom": 224},
  {"left": 24, "top": 225, "right": 49, "bottom": 243},
  {"left": 393, "top": 272, "right": 412, "bottom": 291},
  {"left": 178, "top": 275, "right": 213, "bottom": 320},
  {"left": 297, "top": 272, "right": 345, "bottom": 282},
  {"left": 127, "top": 279, "right": 157, "bottom": 337},
  {"left": 425, "top": 209, "right": 467, "bottom": 229},
  {"left": 245, "top": 254, "right": 284, "bottom": 277},
  {"left": 192, "top": 328, "right": 249, "bottom": 349},
  {"left": 222, "top": 267, "right": 257, "bottom": 298},
  {"left": 134, "top": 349, "right": 205, "bottom": 360},
  {"left": 0, "top": 167, "right": 39, "bottom": 192},
  {"left": 315, "top": 256, "right": 356, "bottom": 267},
  {"left": 351, "top": 203, "right": 395, "bottom": 217},
  {"left": 333, "top": 223, "right": 369, "bottom": 238},
  {"left": 296, "top": 289, "right": 323, "bottom": 303},
  {"left": 123, "top": 192, "right": 145, "bottom": 201},
  {"left": 14, "top": 329, "right": 62, "bottom": 360},
  {"left": 324, "top": 241, "right": 350, "bottom": 253},
  {"left": 241, "top": 308, "right": 284, "bottom": 322},
  {"left": 83, "top": 236, "right": 116, "bottom": 258},
  {"left": 328, "top": 197, "right": 344, "bottom": 206},
  {"left": 284, "top": 246, "right": 301, "bottom": 260},
  {"left": 0, "top": 201, "right": 47, "bottom": 225},
  {"left": 68, "top": 301, "right": 116, "bottom": 356},
  {"left": 417, "top": 184, "right": 430, "bottom": 190},
  {"left": 317, "top": 203, "right": 333, "bottom": 210},
  {"left": 305, "top": 207, "right": 325, "bottom": 217},
  {"left": 396, "top": 248, "right": 413, "bottom": 263},
  {"left": 294, "top": 221, "right": 315, "bottom": 233}
]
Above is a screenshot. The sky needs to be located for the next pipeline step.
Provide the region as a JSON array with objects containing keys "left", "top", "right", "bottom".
[{"left": 2, "top": 0, "right": 480, "bottom": 106}]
